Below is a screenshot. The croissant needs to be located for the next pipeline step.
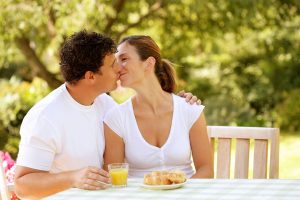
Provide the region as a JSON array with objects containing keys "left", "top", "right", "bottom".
[
  {"left": 167, "top": 170, "right": 186, "bottom": 184},
  {"left": 144, "top": 170, "right": 186, "bottom": 185},
  {"left": 144, "top": 173, "right": 171, "bottom": 185}
]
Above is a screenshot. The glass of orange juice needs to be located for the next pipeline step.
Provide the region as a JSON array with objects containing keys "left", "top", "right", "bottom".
[{"left": 108, "top": 163, "right": 129, "bottom": 187}]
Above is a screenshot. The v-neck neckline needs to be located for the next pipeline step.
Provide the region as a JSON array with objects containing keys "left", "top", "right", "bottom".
[{"left": 129, "top": 94, "right": 176, "bottom": 150}]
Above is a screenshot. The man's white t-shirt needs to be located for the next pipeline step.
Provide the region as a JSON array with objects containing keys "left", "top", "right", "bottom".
[
  {"left": 104, "top": 94, "right": 204, "bottom": 178},
  {"left": 17, "top": 84, "right": 117, "bottom": 173}
]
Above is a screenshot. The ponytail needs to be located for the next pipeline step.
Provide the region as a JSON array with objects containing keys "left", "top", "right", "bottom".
[{"left": 155, "top": 59, "right": 176, "bottom": 93}]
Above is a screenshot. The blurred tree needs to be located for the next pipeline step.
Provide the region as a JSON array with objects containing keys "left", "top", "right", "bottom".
[
  {"left": 0, "top": 77, "right": 50, "bottom": 158},
  {"left": 155, "top": 0, "right": 300, "bottom": 128},
  {"left": 0, "top": 0, "right": 171, "bottom": 88},
  {"left": 276, "top": 89, "right": 300, "bottom": 132}
]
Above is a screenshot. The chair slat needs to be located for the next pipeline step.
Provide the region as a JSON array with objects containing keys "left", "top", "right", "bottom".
[
  {"left": 217, "top": 138, "right": 231, "bottom": 178},
  {"left": 208, "top": 126, "right": 279, "bottom": 179},
  {"left": 253, "top": 139, "right": 268, "bottom": 178},
  {"left": 209, "top": 126, "right": 277, "bottom": 140},
  {"left": 210, "top": 138, "right": 215, "bottom": 171},
  {"left": 270, "top": 130, "right": 280, "bottom": 178},
  {"left": 234, "top": 139, "right": 250, "bottom": 179}
]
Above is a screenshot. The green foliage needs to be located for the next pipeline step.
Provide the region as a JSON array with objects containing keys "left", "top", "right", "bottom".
[
  {"left": 276, "top": 89, "right": 300, "bottom": 132},
  {"left": 0, "top": 77, "right": 50, "bottom": 158},
  {"left": 161, "top": 0, "right": 300, "bottom": 129},
  {"left": 110, "top": 86, "right": 136, "bottom": 104}
]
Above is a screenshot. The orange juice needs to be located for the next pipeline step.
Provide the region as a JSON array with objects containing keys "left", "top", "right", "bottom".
[{"left": 109, "top": 168, "right": 128, "bottom": 186}]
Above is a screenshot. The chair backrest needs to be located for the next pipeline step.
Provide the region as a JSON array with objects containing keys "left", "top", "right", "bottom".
[
  {"left": 207, "top": 126, "right": 279, "bottom": 179},
  {"left": 0, "top": 157, "right": 11, "bottom": 200}
]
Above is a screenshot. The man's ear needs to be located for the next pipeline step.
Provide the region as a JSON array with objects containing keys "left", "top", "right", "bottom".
[
  {"left": 84, "top": 71, "right": 95, "bottom": 80},
  {"left": 145, "top": 56, "right": 156, "bottom": 71}
]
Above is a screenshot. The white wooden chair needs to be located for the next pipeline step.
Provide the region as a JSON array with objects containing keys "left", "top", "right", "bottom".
[
  {"left": 207, "top": 126, "right": 279, "bottom": 179},
  {"left": 0, "top": 157, "right": 12, "bottom": 200}
]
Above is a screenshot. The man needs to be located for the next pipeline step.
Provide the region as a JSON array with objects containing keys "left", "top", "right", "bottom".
[{"left": 14, "top": 30, "right": 199, "bottom": 199}]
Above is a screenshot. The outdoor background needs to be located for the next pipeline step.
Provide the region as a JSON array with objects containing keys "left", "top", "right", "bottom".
[{"left": 0, "top": 0, "right": 299, "bottom": 178}]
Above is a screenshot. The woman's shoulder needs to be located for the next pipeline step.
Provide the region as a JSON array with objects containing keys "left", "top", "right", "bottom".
[
  {"left": 173, "top": 94, "right": 205, "bottom": 117},
  {"left": 173, "top": 94, "right": 204, "bottom": 108}
]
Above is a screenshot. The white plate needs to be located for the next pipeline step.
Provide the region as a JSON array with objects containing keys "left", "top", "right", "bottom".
[{"left": 141, "top": 181, "right": 186, "bottom": 190}]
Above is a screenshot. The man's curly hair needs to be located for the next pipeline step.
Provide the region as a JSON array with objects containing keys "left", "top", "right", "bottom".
[{"left": 60, "top": 30, "right": 116, "bottom": 83}]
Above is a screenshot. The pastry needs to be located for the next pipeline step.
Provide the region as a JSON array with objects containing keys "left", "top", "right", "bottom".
[
  {"left": 168, "top": 170, "right": 186, "bottom": 184},
  {"left": 144, "top": 170, "right": 186, "bottom": 185}
]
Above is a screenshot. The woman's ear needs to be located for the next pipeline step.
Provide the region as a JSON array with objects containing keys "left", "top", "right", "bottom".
[{"left": 145, "top": 56, "right": 156, "bottom": 71}]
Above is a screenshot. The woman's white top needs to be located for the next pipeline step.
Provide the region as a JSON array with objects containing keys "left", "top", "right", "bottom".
[{"left": 104, "top": 94, "right": 204, "bottom": 178}]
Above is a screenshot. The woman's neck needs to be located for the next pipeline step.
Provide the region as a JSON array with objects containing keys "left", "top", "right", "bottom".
[{"left": 132, "top": 79, "right": 172, "bottom": 114}]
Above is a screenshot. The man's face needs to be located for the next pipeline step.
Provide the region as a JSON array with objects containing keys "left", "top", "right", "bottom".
[{"left": 95, "top": 53, "right": 120, "bottom": 93}]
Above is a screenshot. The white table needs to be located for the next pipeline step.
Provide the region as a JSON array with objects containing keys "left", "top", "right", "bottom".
[{"left": 45, "top": 178, "right": 300, "bottom": 200}]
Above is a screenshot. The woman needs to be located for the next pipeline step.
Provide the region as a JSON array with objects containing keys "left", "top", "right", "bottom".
[{"left": 104, "top": 36, "right": 213, "bottom": 178}]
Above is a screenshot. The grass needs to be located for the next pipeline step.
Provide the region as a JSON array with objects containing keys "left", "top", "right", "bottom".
[{"left": 279, "top": 133, "right": 300, "bottom": 179}]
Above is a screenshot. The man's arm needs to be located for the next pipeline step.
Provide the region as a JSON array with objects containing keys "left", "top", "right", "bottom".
[{"left": 15, "top": 165, "right": 110, "bottom": 199}]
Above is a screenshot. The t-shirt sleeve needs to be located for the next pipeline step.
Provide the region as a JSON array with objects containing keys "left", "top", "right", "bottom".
[
  {"left": 186, "top": 104, "right": 205, "bottom": 130},
  {"left": 98, "top": 93, "right": 118, "bottom": 117},
  {"left": 103, "top": 106, "right": 124, "bottom": 139},
  {"left": 17, "top": 115, "right": 58, "bottom": 171}
]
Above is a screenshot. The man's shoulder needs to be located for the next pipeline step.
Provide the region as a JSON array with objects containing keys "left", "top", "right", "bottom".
[
  {"left": 24, "top": 85, "right": 66, "bottom": 120},
  {"left": 95, "top": 93, "right": 117, "bottom": 105},
  {"left": 94, "top": 93, "right": 118, "bottom": 111}
]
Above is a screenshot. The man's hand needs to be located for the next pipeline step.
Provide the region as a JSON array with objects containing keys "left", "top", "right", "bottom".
[
  {"left": 177, "top": 90, "right": 201, "bottom": 105},
  {"left": 14, "top": 165, "right": 110, "bottom": 199},
  {"left": 71, "top": 166, "right": 111, "bottom": 190}
]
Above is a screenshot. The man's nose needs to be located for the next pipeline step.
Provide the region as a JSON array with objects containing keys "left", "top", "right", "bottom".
[{"left": 114, "top": 62, "right": 121, "bottom": 72}]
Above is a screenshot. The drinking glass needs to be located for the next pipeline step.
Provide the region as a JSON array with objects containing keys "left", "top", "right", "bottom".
[{"left": 108, "top": 163, "right": 129, "bottom": 187}]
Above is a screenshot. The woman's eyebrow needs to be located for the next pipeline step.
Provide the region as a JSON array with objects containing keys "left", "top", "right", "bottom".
[{"left": 117, "top": 53, "right": 127, "bottom": 58}]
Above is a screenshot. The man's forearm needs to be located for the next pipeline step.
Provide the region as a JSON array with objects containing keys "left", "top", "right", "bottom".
[{"left": 15, "top": 170, "right": 74, "bottom": 199}]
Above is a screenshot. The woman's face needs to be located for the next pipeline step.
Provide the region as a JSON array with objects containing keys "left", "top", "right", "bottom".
[{"left": 116, "top": 42, "right": 146, "bottom": 88}]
